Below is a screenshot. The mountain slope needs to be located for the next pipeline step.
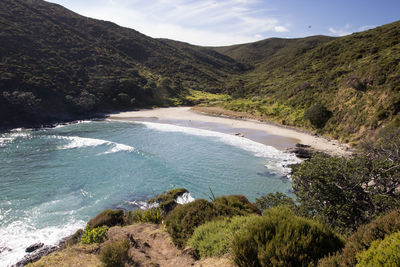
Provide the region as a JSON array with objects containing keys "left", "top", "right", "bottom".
[
  {"left": 0, "top": 0, "right": 242, "bottom": 127},
  {"left": 212, "top": 21, "right": 400, "bottom": 143}
]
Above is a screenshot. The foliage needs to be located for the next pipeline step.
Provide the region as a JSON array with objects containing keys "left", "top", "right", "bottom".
[
  {"left": 231, "top": 207, "right": 344, "bottom": 267},
  {"left": 213, "top": 195, "right": 261, "bottom": 216},
  {"left": 100, "top": 238, "right": 130, "bottom": 267},
  {"left": 255, "top": 192, "right": 296, "bottom": 212},
  {"left": 81, "top": 225, "right": 108, "bottom": 244},
  {"left": 148, "top": 188, "right": 188, "bottom": 215},
  {"left": 188, "top": 215, "right": 258, "bottom": 258},
  {"left": 292, "top": 153, "right": 400, "bottom": 233},
  {"left": 87, "top": 209, "right": 124, "bottom": 229},
  {"left": 166, "top": 195, "right": 259, "bottom": 248},
  {"left": 304, "top": 104, "right": 332, "bottom": 129},
  {"left": 318, "top": 210, "right": 400, "bottom": 267},
  {"left": 166, "top": 199, "right": 219, "bottom": 248},
  {"left": 356, "top": 231, "right": 400, "bottom": 267},
  {"left": 124, "top": 208, "right": 162, "bottom": 224}
]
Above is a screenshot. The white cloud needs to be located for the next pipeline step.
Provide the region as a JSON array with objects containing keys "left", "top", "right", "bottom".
[
  {"left": 359, "top": 25, "right": 377, "bottom": 31},
  {"left": 48, "top": 0, "right": 290, "bottom": 46},
  {"left": 329, "top": 26, "right": 352, "bottom": 36}
]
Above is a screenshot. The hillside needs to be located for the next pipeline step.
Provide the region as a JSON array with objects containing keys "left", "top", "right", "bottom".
[
  {"left": 0, "top": 0, "right": 399, "bottom": 143},
  {"left": 0, "top": 0, "right": 242, "bottom": 127},
  {"left": 212, "top": 22, "right": 400, "bottom": 143}
]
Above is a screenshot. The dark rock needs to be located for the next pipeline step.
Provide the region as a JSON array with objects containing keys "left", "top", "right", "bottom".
[
  {"left": 295, "top": 143, "right": 311, "bottom": 148},
  {"left": 290, "top": 147, "right": 313, "bottom": 159},
  {"left": 25, "top": 243, "right": 44, "bottom": 253},
  {"left": 15, "top": 245, "right": 58, "bottom": 266}
]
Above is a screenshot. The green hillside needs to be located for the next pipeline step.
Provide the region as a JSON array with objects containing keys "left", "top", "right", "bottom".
[
  {"left": 212, "top": 22, "right": 400, "bottom": 143},
  {"left": 0, "top": 0, "right": 241, "bottom": 127}
]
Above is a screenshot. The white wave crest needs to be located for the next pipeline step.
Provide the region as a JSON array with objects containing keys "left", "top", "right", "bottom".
[
  {"left": 53, "top": 136, "right": 136, "bottom": 154},
  {"left": 0, "top": 132, "right": 32, "bottom": 147},
  {"left": 136, "top": 121, "right": 301, "bottom": 175},
  {"left": 0, "top": 219, "right": 85, "bottom": 266},
  {"left": 175, "top": 192, "right": 195, "bottom": 205}
]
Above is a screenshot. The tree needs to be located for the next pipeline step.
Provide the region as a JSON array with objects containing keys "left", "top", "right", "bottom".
[{"left": 304, "top": 103, "right": 332, "bottom": 128}]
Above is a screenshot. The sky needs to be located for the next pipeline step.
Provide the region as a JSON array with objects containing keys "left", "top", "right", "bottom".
[{"left": 47, "top": 0, "right": 400, "bottom": 46}]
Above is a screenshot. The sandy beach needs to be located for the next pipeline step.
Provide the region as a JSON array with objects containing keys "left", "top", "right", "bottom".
[{"left": 107, "top": 107, "right": 352, "bottom": 156}]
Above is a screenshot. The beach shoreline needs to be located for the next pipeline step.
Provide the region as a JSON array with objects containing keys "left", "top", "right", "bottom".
[{"left": 107, "top": 107, "right": 352, "bottom": 156}]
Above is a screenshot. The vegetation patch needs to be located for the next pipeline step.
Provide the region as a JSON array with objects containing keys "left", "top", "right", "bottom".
[
  {"left": 356, "top": 231, "right": 400, "bottom": 267},
  {"left": 81, "top": 225, "right": 109, "bottom": 245},
  {"left": 100, "top": 238, "right": 130, "bottom": 267},
  {"left": 148, "top": 188, "right": 188, "bottom": 215},
  {"left": 319, "top": 210, "right": 400, "bottom": 267},
  {"left": 188, "top": 215, "right": 258, "bottom": 258},
  {"left": 231, "top": 207, "right": 344, "bottom": 267},
  {"left": 87, "top": 209, "right": 124, "bottom": 228},
  {"left": 124, "top": 208, "right": 162, "bottom": 224}
]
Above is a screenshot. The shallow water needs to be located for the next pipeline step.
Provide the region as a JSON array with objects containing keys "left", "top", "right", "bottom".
[{"left": 0, "top": 120, "right": 299, "bottom": 265}]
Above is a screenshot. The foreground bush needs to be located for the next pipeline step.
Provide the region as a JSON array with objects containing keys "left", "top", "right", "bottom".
[
  {"left": 231, "top": 207, "right": 344, "bottom": 267},
  {"left": 188, "top": 215, "right": 258, "bottom": 258},
  {"left": 166, "top": 199, "right": 218, "bottom": 248},
  {"left": 87, "top": 209, "right": 124, "bottom": 228},
  {"left": 100, "top": 238, "right": 130, "bottom": 267},
  {"left": 166, "top": 195, "right": 259, "bottom": 247},
  {"left": 81, "top": 225, "right": 108, "bottom": 244},
  {"left": 124, "top": 208, "right": 162, "bottom": 224},
  {"left": 356, "top": 231, "right": 400, "bottom": 266},
  {"left": 319, "top": 210, "right": 400, "bottom": 266}
]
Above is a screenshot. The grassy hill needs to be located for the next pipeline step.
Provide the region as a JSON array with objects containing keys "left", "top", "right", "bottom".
[{"left": 211, "top": 21, "right": 400, "bottom": 144}]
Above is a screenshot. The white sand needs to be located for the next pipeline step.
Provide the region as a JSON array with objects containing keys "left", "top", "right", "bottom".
[{"left": 108, "top": 107, "right": 352, "bottom": 156}]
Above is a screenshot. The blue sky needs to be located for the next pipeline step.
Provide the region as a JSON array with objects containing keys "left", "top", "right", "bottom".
[{"left": 48, "top": 0, "right": 400, "bottom": 46}]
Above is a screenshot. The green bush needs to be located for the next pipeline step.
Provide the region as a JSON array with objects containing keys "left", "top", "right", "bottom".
[
  {"left": 356, "top": 231, "right": 400, "bottom": 267},
  {"left": 166, "top": 199, "right": 218, "bottom": 248},
  {"left": 166, "top": 195, "right": 260, "bottom": 248},
  {"left": 87, "top": 209, "right": 124, "bottom": 228},
  {"left": 319, "top": 210, "right": 400, "bottom": 267},
  {"left": 231, "top": 207, "right": 344, "bottom": 267},
  {"left": 63, "top": 229, "right": 83, "bottom": 247},
  {"left": 148, "top": 188, "right": 188, "bottom": 215},
  {"left": 81, "top": 225, "right": 108, "bottom": 244},
  {"left": 255, "top": 192, "right": 296, "bottom": 212},
  {"left": 213, "top": 195, "right": 261, "bottom": 216},
  {"left": 188, "top": 215, "right": 258, "bottom": 258},
  {"left": 304, "top": 103, "right": 332, "bottom": 128},
  {"left": 124, "top": 208, "right": 162, "bottom": 224},
  {"left": 100, "top": 238, "right": 130, "bottom": 267}
]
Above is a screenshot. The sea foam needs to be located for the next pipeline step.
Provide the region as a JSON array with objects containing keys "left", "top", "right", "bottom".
[
  {"left": 53, "top": 136, "right": 136, "bottom": 154},
  {"left": 136, "top": 121, "right": 301, "bottom": 175}
]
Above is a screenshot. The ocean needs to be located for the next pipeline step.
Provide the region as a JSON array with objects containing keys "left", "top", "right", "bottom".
[{"left": 0, "top": 120, "right": 299, "bottom": 265}]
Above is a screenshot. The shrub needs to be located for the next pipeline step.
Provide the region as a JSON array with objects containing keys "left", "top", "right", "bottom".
[
  {"left": 166, "top": 199, "right": 218, "bottom": 248},
  {"left": 148, "top": 188, "right": 188, "bottom": 215},
  {"left": 188, "top": 215, "right": 258, "bottom": 258},
  {"left": 124, "top": 208, "right": 162, "bottom": 224},
  {"left": 87, "top": 209, "right": 124, "bottom": 228},
  {"left": 319, "top": 210, "right": 400, "bottom": 266},
  {"left": 213, "top": 195, "right": 261, "bottom": 216},
  {"left": 304, "top": 103, "right": 332, "bottom": 128},
  {"left": 100, "top": 238, "right": 130, "bottom": 267},
  {"left": 255, "top": 192, "right": 296, "bottom": 212},
  {"left": 356, "top": 231, "right": 400, "bottom": 266},
  {"left": 231, "top": 207, "right": 344, "bottom": 267},
  {"left": 166, "top": 195, "right": 260, "bottom": 248},
  {"left": 81, "top": 225, "right": 108, "bottom": 244}
]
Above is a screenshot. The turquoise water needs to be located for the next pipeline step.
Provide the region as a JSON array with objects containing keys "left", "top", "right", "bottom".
[{"left": 0, "top": 120, "right": 298, "bottom": 265}]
